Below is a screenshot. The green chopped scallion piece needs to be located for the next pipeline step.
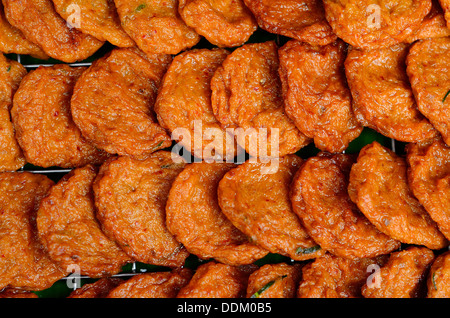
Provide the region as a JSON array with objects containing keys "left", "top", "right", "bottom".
[
  {"left": 250, "top": 275, "right": 287, "bottom": 298},
  {"left": 296, "top": 245, "right": 321, "bottom": 255},
  {"left": 443, "top": 89, "right": 450, "bottom": 103},
  {"left": 136, "top": 4, "right": 146, "bottom": 11}
]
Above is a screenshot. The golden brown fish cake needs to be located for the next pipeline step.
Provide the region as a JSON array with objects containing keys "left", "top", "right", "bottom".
[
  {"left": 407, "top": 37, "right": 450, "bottom": 146},
  {"left": 107, "top": 269, "right": 193, "bottom": 298},
  {"left": 218, "top": 155, "right": 325, "bottom": 261},
  {"left": 246, "top": 263, "right": 302, "bottom": 298},
  {"left": 349, "top": 141, "right": 448, "bottom": 250},
  {"left": 0, "top": 2, "right": 48, "bottom": 59},
  {"left": 361, "top": 246, "right": 434, "bottom": 298},
  {"left": 177, "top": 261, "right": 256, "bottom": 298},
  {"left": 71, "top": 48, "right": 172, "bottom": 159},
  {"left": 93, "top": 151, "right": 189, "bottom": 268},
  {"left": 323, "top": 0, "right": 432, "bottom": 50},
  {"left": 0, "top": 54, "right": 26, "bottom": 172},
  {"left": 67, "top": 277, "right": 124, "bottom": 298},
  {"left": 279, "top": 39, "right": 362, "bottom": 153},
  {"left": 114, "top": 0, "right": 200, "bottom": 55},
  {"left": 2, "top": 0, "right": 104, "bottom": 63},
  {"left": 37, "top": 165, "right": 131, "bottom": 278},
  {"left": 52, "top": 0, "right": 135, "bottom": 47},
  {"left": 290, "top": 153, "right": 401, "bottom": 259},
  {"left": 0, "top": 172, "right": 66, "bottom": 291},
  {"left": 211, "top": 41, "right": 310, "bottom": 158},
  {"left": 155, "top": 48, "right": 240, "bottom": 161},
  {"left": 0, "top": 289, "right": 38, "bottom": 298},
  {"left": 344, "top": 43, "right": 438, "bottom": 143},
  {"left": 439, "top": 0, "right": 450, "bottom": 28},
  {"left": 427, "top": 250, "right": 450, "bottom": 297},
  {"left": 243, "top": 0, "right": 337, "bottom": 46},
  {"left": 166, "top": 161, "right": 269, "bottom": 266},
  {"left": 406, "top": 138, "right": 450, "bottom": 240},
  {"left": 404, "top": 1, "right": 450, "bottom": 43},
  {"left": 298, "top": 253, "right": 388, "bottom": 298},
  {"left": 12, "top": 65, "right": 110, "bottom": 169},
  {"left": 178, "top": 0, "right": 257, "bottom": 48}
]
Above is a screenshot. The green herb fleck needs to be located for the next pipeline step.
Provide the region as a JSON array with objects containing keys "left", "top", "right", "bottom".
[
  {"left": 443, "top": 90, "right": 450, "bottom": 103},
  {"left": 6, "top": 65, "right": 11, "bottom": 73},
  {"left": 250, "top": 275, "right": 287, "bottom": 298},
  {"left": 432, "top": 272, "right": 437, "bottom": 291},
  {"left": 296, "top": 245, "right": 321, "bottom": 255},
  {"left": 152, "top": 141, "right": 164, "bottom": 150},
  {"left": 136, "top": 4, "right": 146, "bottom": 12}
]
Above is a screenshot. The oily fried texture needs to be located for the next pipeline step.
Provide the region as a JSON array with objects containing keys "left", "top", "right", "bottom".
[
  {"left": 298, "top": 253, "right": 388, "bottom": 298},
  {"left": 177, "top": 261, "right": 256, "bottom": 298},
  {"left": 290, "top": 153, "right": 401, "bottom": 259},
  {"left": 349, "top": 141, "right": 448, "bottom": 249},
  {"left": 2, "top": 0, "right": 104, "bottom": 63},
  {"left": 166, "top": 162, "right": 268, "bottom": 266},
  {"left": 52, "top": 0, "right": 134, "bottom": 47},
  {"left": 243, "top": 0, "right": 337, "bottom": 46},
  {"left": 107, "top": 269, "right": 193, "bottom": 298},
  {"left": 439, "top": 0, "right": 450, "bottom": 28},
  {"left": 404, "top": 0, "right": 450, "bottom": 43},
  {"left": 406, "top": 37, "right": 450, "bottom": 146},
  {"left": 361, "top": 246, "right": 434, "bottom": 298},
  {"left": 93, "top": 152, "right": 189, "bottom": 267},
  {"left": 345, "top": 43, "right": 438, "bottom": 143},
  {"left": 0, "top": 289, "right": 38, "bottom": 298},
  {"left": 0, "top": 2, "right": 48, "bottom": 59},
  {"left": 211, "top": 41, "right": 310, "bottom": 158},
  {"left": 72, "top": 48, "right": 172, "bottom": 159},
  {"left": 279, "top": 39, "right": 362, "bottom": 153},
  {"left": 218, "top": 155, "right": 325, "bottom": 261},
  {"left": 12, "top": 65, "right": 109, "bottom": 168},
  {"left": 68, "top": 277, "right": 124, "bottom": 298},
  {"left": 246, "top": 263, "right": 302, "bottom": 298},
  {"left": 0, "top": 172, "right": 66, "bottom": 291},
  {"left": 155, "top": 48, "right": 239, "bottom": 161},
  {"left": 114, "top": 0, "right": 200, "bottom": 55},
  {"left": 427, "top": 251, "right": 450, "bottom": 297},
  {"left": 0, "top": 54, "right": 26, "bottom": 172},
  {"left": 406, "top": 138, "right": 450, "bottom": 240},
  {"left": 178, "top": 0, "right": 257, "bottom": 48},
  {"left": 37, "top": 165, "right": 131, "bottom": 278},
  {"left": 323, "top": 0, "right": 432, "bottom": 50}
]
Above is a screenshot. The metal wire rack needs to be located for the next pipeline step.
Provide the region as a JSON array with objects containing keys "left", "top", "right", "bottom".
[{"left": 11, "top": 48, "right": 402, "bottom": 296}]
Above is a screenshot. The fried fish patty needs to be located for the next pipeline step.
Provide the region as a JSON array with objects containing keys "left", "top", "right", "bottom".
[
  {"left": 427, "top": 250, "right": 450, "bottom": 297},
  {"left": 107, "top": 269, "right": 193, "bottom": 298},
  {"left": 37, "top": 165, "right": 131, "bottom": 278},
  {"left": 71, "top": 48, "right": 172, "bottom": 159},
  {"left": 155, "top": 48, "right": 240, "bottom": 161},
  {"left": 323, "top": 0, "right": 432, "bottom": 50},
  {"left": 178, "top": 0, "right": 257, "bottom": 48},
  {"left": 218, "top": 155, "right": 325, "bottom": 261},
  {"left": 0, "top": 172, "right": 66, "bottom": 291},
  {"left": 361, "top": 246, "right": 434, "bottom": 298},
  {"left": 177, "top": 261, "right": 256, "bottom": 298},
  {"left": 93, "top": 151, "right": 189, "bottom": 268},
  {"left": 290, "top": 153, "right": 401, "bottom": 259},
  {"left": 114, "top": 0, "right": 200, "bottom": 55},
  {"left": 279, "top": 39, "right": 362, "bottom": 153},
  {"left": 406, "top": 37, "right": 450, "bottom": 146},
  {"left": 439, "top": 0, "right": 450, "bottom": 28},
  {"left": 246, "top": 263, "right": 302, "bottom": 298},
  {"left": 0, "top": 54, "right": 26, "bottom": 172},
  {"left": 68, "top": 277, "right": 124, "bottom": 298},
  {"left": 298, "top": 253, "right": 388, "bottom": 298},
  {"left": 0, "top": 2, "right": 48, "bottom": 59},
  {"left": 52, "top": 0, "right": 135, "bottom": 47},
  {"left": 406, "top": 138, "right": 450, "bottom": 240},
  {"left": 2, "top": 0, "right": 105, "bottom": 63},
  {"left": 211, "top": 41, "right": 310, "bottom": 158},
  {"left": 344, "top": 43, "right": 438, "bottom": 143},
  {"left": 166, "top": 161, "right": 269, "bottom": 266},
  {"left": 12, "top": 64, "right": 109, "bottom": 168},
  {"left": 349, "top": 141, "right": 448, "bottom": 250},
  {"left": 243, "top": 0, "right": 337, "bottom": 46}
]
